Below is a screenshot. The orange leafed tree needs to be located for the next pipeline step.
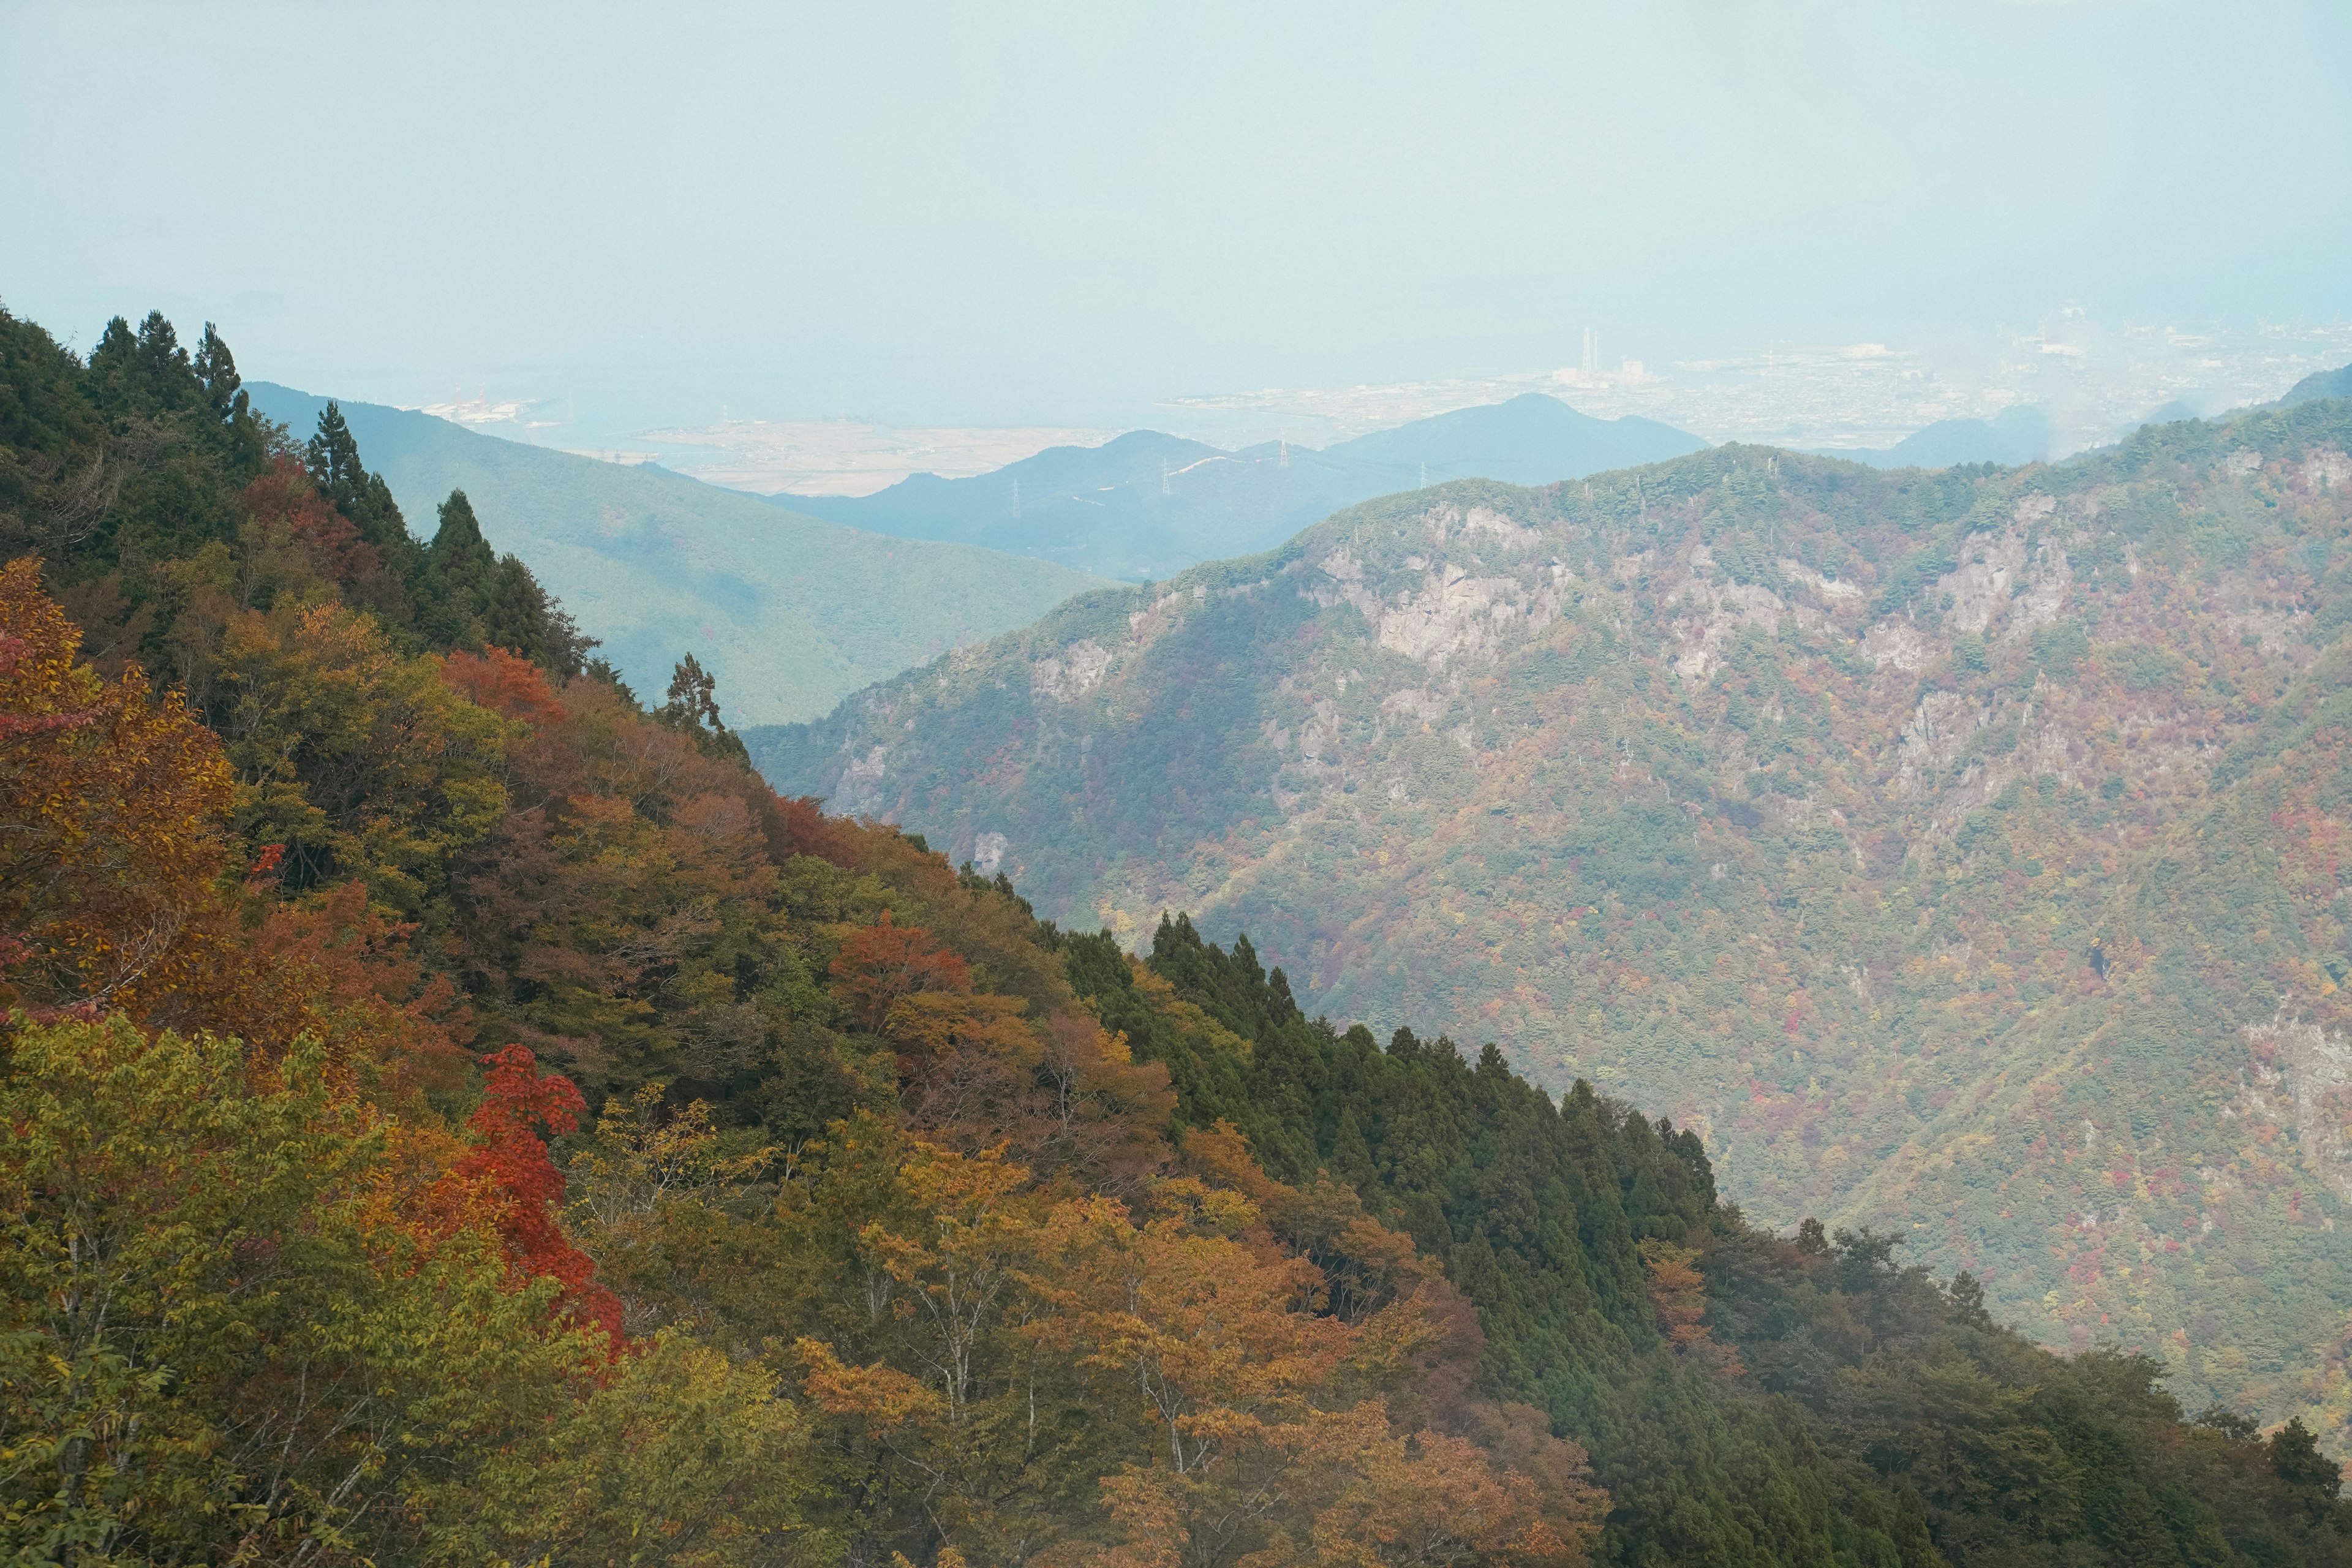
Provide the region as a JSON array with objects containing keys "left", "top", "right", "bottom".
[
  {"left": 0, "top": 556, "right": 248, "bottom": 1028},
  {"left": 242, "top": 880, "right": 474, "bottom": 1099},
  {"left": 442, "top": 643, "right": 570, "bottom": 730},
  {"left": 1638, "top": 1237, "right": 1741, "bottom": 1380},
  {"left": 1281, "top": 1406, "right": 1592, "bottom": 1568},
  {"left": 831, "top": 911, "right": 973, "bottom": 1028}
]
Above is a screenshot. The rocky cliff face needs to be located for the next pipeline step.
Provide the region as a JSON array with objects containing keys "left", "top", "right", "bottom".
[{"left": 754, "top": 399, "right": 2352, "bottom": 1446}]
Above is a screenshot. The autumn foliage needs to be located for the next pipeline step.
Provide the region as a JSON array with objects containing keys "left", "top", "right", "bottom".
[
  {"left": 0, "top": 557, "right": 241, "bottom": 1026},
  {"left": 831, "top": 910, "right": 974, "bottom": 1027},
  {"left": 446, "top": 1043, "right": 625, "bottom": 1346},
  {"left": 3, "top": 307, "right": 2344, "bottom": 1568}
]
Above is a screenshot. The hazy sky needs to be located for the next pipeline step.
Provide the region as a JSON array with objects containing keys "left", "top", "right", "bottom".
[{"left": 5, "top": 1, "right": 2348, "bottom": 435}]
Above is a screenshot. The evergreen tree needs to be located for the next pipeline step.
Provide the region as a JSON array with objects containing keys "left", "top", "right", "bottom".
[
  {"left": 414, "top": 488, "right": 499, "bottom": 647},
  {"left": 305, "top": 402, "right": 424, "bottom": 597},
  {"left": 658, "top": 652, "right": 750, "bottom": 766},
  {"left": 482, "top": 554, "right": 593, "bottom": 679},
  {"left": 193, "top": 322, "right": 263, "bottom": 472},
  {"left": 428, "top": 487, "right": 499, "bottom": 587},
  {"left": 192, "top": 323, "right": 243, "bottom": 418},
  {"left": 305, "top": 401, "right": 365, "bottom": 507},
  {"left": 2271, "top": 1419, "right": 2346, "bottom": 1520}
]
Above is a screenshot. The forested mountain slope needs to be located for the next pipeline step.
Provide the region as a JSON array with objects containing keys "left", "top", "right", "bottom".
[
  {"left": 7, "top": 300, "right": 2346, "bottom": 1564},
  {"left": 755, "top": 393, "right": 2352, "bottom": 1449},
  {"left": 782, "top": 394, "right": 1705, "bottom": 581},
  {"left": 244, "top": 382, "right": 1110, "bottom": 723}
]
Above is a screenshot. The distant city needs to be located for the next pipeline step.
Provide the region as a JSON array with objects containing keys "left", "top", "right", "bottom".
[
  {"left": 413, "top": 312, "right": 2352, "bottom": 499},
  {"left": 1169, "top": 313, "right": 2352, "bottom": 453}
]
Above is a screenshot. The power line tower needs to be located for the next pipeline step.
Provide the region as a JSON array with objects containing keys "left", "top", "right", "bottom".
[{"left": 1162, "top": 461, "right": 1170, "bottom": 497}]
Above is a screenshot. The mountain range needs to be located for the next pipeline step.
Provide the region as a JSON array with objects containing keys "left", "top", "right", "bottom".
[
  {"left": 13, "top": 301, "right": 2351, "bottom": 1565},
  {"left": 775, "top": 393, "right": 1708, "bottom": 580},
  {"left": 752, "top": 385, "right": 2352, "bottom": 1450},
  {"left": 243, "top": 383, "right": 1110, "bottom": 725}
]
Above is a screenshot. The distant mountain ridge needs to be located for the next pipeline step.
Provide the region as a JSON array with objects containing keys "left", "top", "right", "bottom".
[
  {"left": 1820, "top": 360, "right": 2352, "bottom": 471},
  {"left": 752, "top": 396, "right": 2352, "bottom": 1450},
  {"left": 777, "top": 393, "right": 1708, "bottom": 579},
  {"left": 1830, "top": 403, "right": 2056, "bottom": 469},
  {"left": 243, "top": 383, "right": 1110, "bottom": 725},
  {"left": 2283, "top": 361, "right": 2352, "bottom": 405}
]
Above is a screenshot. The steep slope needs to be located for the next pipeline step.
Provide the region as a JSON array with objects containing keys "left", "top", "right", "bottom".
[
  {"left": 245, "top": 383, "right": 1110, "bottom": 723},
  {"left": 1096, "top": 918, "right": 2352, "bottom": 1567},
  {"left": 13, "top": 303, "right": 2348, "bottom": 1566},
  {"left": 755, "top": 398, "right": 2352, "bottom": 1446},
  {"left": 780, "top": 393, "right": 1706, "bottom": 581}
]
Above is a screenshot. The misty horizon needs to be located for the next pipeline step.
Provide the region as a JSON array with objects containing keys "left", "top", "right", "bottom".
[{"left": 9, "top": 3, "right": 2350, "bottom": 442}]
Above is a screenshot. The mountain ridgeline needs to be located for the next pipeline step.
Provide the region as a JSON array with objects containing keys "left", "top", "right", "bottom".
[
  {"left": 1834, "top": 404, "right": 2056, "bottom": 470},
  {"left": 778, "top": 393, "right": 1708, "bottom": 581},
  {"left": 753, "top": 393, "right": 2352, "bottom": 1455},
  {"left": 243, "top": 382, "right": 1111, "bottom": 725},
  {"left": 3, "top": 300, "right": 2348, "bottom": 1566}
]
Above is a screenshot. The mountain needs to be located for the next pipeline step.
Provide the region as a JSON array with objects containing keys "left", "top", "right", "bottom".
[
  {"left": 12, "top": 304, "right": 2350, "bottom": 1566},
  {"left": 753, "top": 396, "right": 2352, "bottom": 1451},
  {"left": 1834, "top": 404, "right": 2056, "bottom": 469},
  {"left": 777, "top": 393, "right": 1708, "bottom": 581},
  {"left": 2283, "top": 361, "right": 2352, "bottom": 406},
  {"left": 244, "top": 383, "right": 1110, "bottom": 724},
  {"left": 1325, "top": 393, "right": 1706, "bottom": 487}
]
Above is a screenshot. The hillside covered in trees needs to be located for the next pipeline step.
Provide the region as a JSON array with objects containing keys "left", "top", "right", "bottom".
[
  {"left": 753, "top": 388, "right": 2352, "bottom": 1453},
  {"left": 3, "top": 303, "right": 2348, "bottom": 1566}
]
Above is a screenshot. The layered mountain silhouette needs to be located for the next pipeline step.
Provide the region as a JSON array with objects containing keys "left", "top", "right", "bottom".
[
  {"left": 244, "top": 384, "right": 1109, "bottom": 725},
  {"left": 776, "top": 393, "right": 1708, "bottom": 579}
]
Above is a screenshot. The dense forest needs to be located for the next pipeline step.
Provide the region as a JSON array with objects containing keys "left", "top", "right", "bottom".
[
  {"left": 754, "top": 382, "right": 2352, "bottom": 1450},
  {"left": 2, "top": 304, "right": 2346, "bottom": 1566}
]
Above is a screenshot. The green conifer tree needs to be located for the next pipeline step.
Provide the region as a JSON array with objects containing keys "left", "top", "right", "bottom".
[
  {"left": 659, "top": 652, "right": 750, "bottom": 765},
  {"left": 306, "top": 403, "right": 424, "bottom": 599}
]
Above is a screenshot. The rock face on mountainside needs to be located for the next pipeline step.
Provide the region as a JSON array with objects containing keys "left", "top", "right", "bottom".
[{"left": 755, "top": 396, "right": 2352, "bottom": 1446}]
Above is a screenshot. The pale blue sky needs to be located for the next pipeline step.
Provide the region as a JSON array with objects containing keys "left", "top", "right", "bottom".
[{"left": 4, "top": 1, "right": 2346, "bottom": 435}]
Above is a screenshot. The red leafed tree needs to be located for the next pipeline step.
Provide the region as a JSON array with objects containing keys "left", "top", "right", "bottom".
[
  {"left": 453, "top": 1043, "right": 624, "bottom": 1348},
  {"left": 748, "top": 788, "right": 860, "bottom": 868},
  {"left": 828, "top": 910, "right": 971, "bottom": 1028},
  {"left": 441, "top": 644, "right": 569, "bottom": 730},
  {"left": 241, "top": 454, "right": 380, "bottom": 590}
]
